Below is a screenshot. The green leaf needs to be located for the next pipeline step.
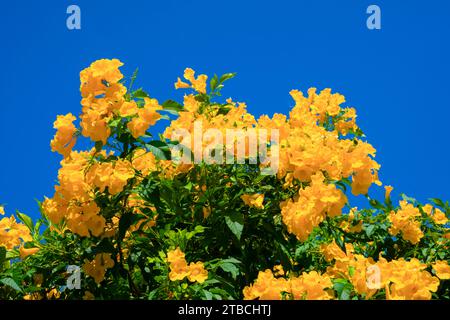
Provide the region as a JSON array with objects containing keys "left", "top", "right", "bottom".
[
  {"left": 133, "top": 88, "right": 149, "bottom": 99},
  {"left": 340, "top": 287, "right": 351, "bottom": 300},
  {"left": 429, "top": 198, "right": 445, "bottom": 209},
  {"left": 0, "top": 247, "right": 6, "bottom": 266},
  {"left": 335, "top": 234, "right": 346, "bottom": 254},
  {"left": 16, "top": 211, "right": 33, "bottom": 232},
  {"left": 348, "top": 266, "right": 355, "bottom": 277},
  {"left": 146, "top": 143, "right": 168, "bottom": 160},
  {"left": 333, "top": 279, "right": 352, "bottom": 300},
  {"left": 0, "top": 278, "right": 22, "bottom": 292},
  {"left": 220, "top": 257, "right": 241, "bottom": 265},
  {"left": 219, "top": 73, "right": 236, "bottom": 83},
  {"left": 225, "top": 213, "right": 244, "bottom": 241},
  {"left": 364, "top": 224, "right": 376, "bottom": 237},
  {"left": 203, "top": 290, "right": 213, "bottom": 300},
  {"left": 401, "top": 194, "right": 417, "bottom": 205},
  {"left": 128, "top": 68, "right": 139, "bottom": 92},
  {"left": 162, "top": 100, "right": 183, "bottom": 112},
  {"left": 210, "top": 74, "right": 219, "bottom": 91},
  {"left": 109, "top": 118, "right": 122, "bottom": 128},
  {"left": 158, "top": 109, "right": 179, "bottom": 116},
  {"left": 94, "top": 141, "right": 103, "bottom": 152},
  {"left": 218, "top": 262, "right": 239, "bottom": 280},
  {"left": 118, "top": 211, "right": 134, "bottom": 242}
]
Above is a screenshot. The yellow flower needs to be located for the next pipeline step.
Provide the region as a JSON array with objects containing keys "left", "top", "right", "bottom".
[
  {"left": 432, "top": 261, "right": 450, "bottom": 280},
  {"left": 86, "top": 159, "right": 134, "bottom": 196},
  {"left": 202, "top": 206, "right": 211, "bottom": 219},
  {"left": 187, "top": 261, "right": 208, "bottom": 283},
  {"left": 167, "top": 247, "right": 186, "bottom": 264},
  {"left": 0, "top": 216, "right": 32, "bottom": 250},
  {"left": 127, "top": 98, "right": 162, "bottom": 138},
  {"left": 119, "top": 100, "right": 139, "bottom": 117},
  {"left": 83, "top": 291, "right": 95, "bottom": 300},
  {"left": 384, "top": 185, "right": 393, "bottom": 201},
  {"left": 174, "top": 68, "right": 208, "bottom": 94},
  {"left": 243, "top": 269, "right": 332, "bottom": 300},
  {"left": 0, "top": 206, "right": 4, "bottom": 215},
  {"left": 174, "top": 77, "right": 190, "bottom": 89},
  {"left": 80, "top": 110, "right": 111, "bottom": 144},
  {"left": 241, "top": 194, "right": 264, "bottom": 209},
  {"left": 19, "top": 246, "right": 40, "bottom": 260},
  {"left": 132, "top": 149, "right": 157, "bottom": 176},
  {"left": 273, "top": 265, "right": 285, "bottom": 276},
  {"left": 388, "top": 201, "right": 424, "bottom": 244},
  {"left": 46, "top": 288, "right": 60, "bottom": 300},
  {"left": 83, "top": 253, "right": 115, "bottom": 284},
  {"left": 80, "top": 59, "right": 124, "bottom": 98},
  {"left": 281, "top": 172, "right": 347, "bottom": 241},
  {"left": 50, "top": 113, "right": 77, "bottom": 158},
  {"left": 423, "top": 204, "right": 448, "bottom": 225},
  {"left": 166, "top": 248, "right": 208, "bottom": 283},
  {"left": 23, "top": 292, "right": 43, "bottom": 300}
]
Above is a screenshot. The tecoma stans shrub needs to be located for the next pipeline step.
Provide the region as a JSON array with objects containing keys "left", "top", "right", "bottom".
[{"left": 0, "top": 59, "right": 449, "bottom": 300}]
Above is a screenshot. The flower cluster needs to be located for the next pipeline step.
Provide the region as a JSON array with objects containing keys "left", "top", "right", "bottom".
[
  {"left": 388, "top": 200, "right": 424, "bottom": 244},
  {"left": 260, "top": 88, "right": 380, "bottom": 195},
  {"left": 167, "top": 248, "right": 208, "bottom": 283},
  {"left": 82, "top": 253, "right": 115, "bottom": 284},
  {"left": 0, "top": 215, "right": 32, "bottom": 250},
  {"left": 321, "top": 241, "right": 443, "bottom": 300},
  {"left": 280, "top": 172, "right": 347, "bottom": 241},
  {"left": 243, "top": 269, "right": 333, "bottom": 300},
  {"left": 175, "top": 68, "right": 208, "bottom": 94},
  {"left": 241, "top": 194, "right": 265, "bottom": 209},
  {"left": 50, "top": 113, "right": 77, "bottom": 158}
]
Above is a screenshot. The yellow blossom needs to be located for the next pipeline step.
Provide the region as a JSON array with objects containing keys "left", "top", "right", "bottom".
[{"left": 241, "top": 194, "right": 264, "bottom": 209}]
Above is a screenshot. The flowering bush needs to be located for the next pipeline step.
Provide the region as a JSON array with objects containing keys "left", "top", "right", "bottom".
[{"left": 0, "top": 59, "right": 449, "bottom": 300}]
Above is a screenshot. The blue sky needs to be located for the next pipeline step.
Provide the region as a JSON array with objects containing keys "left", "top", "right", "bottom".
[{"left": 0, "top": 0, "right": 449, "bottom": 219}]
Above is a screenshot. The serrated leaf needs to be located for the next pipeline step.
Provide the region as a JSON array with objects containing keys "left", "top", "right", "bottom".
[
  {"left": 225, "top": 213, "right": 244, "bottom": 241},
  {"left": 0, "top": 278, "right": 22, "bottom": 292},
  {"left": 16, "top": 211, "right": 33, "bottom": 232}
]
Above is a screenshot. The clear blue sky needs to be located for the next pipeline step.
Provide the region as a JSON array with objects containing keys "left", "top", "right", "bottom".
[{"left": 1, "top": 0, "right": 449, "bottom": 219}]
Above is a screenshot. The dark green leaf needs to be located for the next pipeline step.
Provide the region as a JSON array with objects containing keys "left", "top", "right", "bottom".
[
  {"left": 0, "top": 247, "right": 6, "bottom": 266},
  {"left": 218, "top": 262, "right": 239, "bottom": 280},
  {"left": 225, "top": 213, "right": 244, "bottom": 241}
]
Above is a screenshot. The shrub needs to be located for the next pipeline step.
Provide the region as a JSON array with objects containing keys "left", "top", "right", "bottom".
[{"left": 0, "top": 59, "right": 449, "bottom": 300}]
